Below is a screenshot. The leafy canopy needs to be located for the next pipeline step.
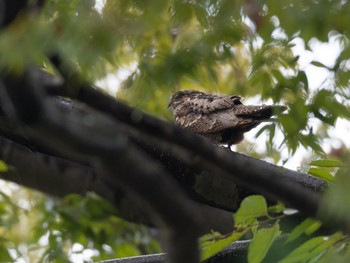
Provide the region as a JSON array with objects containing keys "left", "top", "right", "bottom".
[{"left": 0, "top": 0, "right": 350, "bottom": 262}]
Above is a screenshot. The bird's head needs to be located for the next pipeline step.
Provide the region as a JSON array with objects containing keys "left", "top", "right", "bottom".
[{"left": 168, "top": 90, "right": 201, "bottom": 111}]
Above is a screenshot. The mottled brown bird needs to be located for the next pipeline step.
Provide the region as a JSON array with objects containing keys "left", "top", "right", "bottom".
[{"left": 168, "top": 90, "right": 286, "bottom": 146}]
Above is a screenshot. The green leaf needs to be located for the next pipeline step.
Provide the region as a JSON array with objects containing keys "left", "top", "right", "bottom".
[
  {"left": 0, "top": 160, "right": 8, "bottom": 172},
  {"left": 235, "top": 195, "right": 268, "bottom": 226},
  {"left": 193, "top": 5, "right": 209, "bottom": 27},
  {"left": 255, "top": 124, "right": 272, "bottom": 139},
  {"left": 286, "top": 218, "right": 322, "bottom": 243},
  {"left": 308, "top": 168, "right": 335, "bottom": 183},
  {"left": 316, "top": 243, "right": 350, "bottom": 263},
  {"left": 297, "top": 70, "right": 309, "bottom": 92},
  {"left": 268, "top": 202, "right": 285, "bottom": 215},
  {"left": 309, "top": 159, "right": 344, "bottom": 168},
  {"left": 0, "top": 246, "right": 13, "bottom": 261},
  {"left": 279, "top": 233, "right": 343, "bottom": 263},
  {"left": 310, "top": 61, "right": 328, "bottom": 68},
  {"left": 304, "top": 220, "right": 322, "bottom": 235},
  {"left": 199, "top": 231, "right": 223, "bottom": 247},
  {"left": 200, "top": 231, "right": 245, "bottom": 261},
  {"left": 248, "top": 223, "right": 281, "bottom": 263}
]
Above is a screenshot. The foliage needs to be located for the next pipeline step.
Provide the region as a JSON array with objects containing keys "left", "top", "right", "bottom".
[
  {"left": 304, "top": 158, "right": 345, "bottom": 183},
  {"left": 0, "top": 0, "right": 350, "bottom": 262},
  {"left": 200, "top": 195, "right": 350, "bottom": 263},
  {"left": 0, "top": 0, "right": 349, "bottom": 153},
  {"left": 0, "top": 161, "right": 8, "bottom": 172},
  {"left": 200, "top": 230, "right": 245, "bottom": 261},
  {"left": 0, "top": 188, "right": 160, "bottom": 262}
]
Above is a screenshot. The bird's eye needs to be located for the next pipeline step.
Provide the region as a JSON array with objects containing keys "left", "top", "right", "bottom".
[{"left": 231, "top": 96, "right": 242, "bottom": 105}]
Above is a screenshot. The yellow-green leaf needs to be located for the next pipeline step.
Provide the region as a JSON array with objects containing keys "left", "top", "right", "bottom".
[
  {"left": 280, "top": 233, "right": 343, "bottom": 263},
  {"left": 248, "top": 223, "right": 281, "bottom": 263},
  {"left": 286, "top": 218, "right": 322, "bottom": 243},
  {"left": 0, "top": 160, "right": 8, "bottom": 172},
  {"left": 309, "top": 159, "right": 344, "bottom": 168},
  {"left": 0, "top": 246, "right": 13, "bottom": 262},
  {"left": 235, "top": 195, "right": 268, "bottom": 226},
  {"left": 200, "top": 231, "right": 245, "bottom": 261},
  {"left": 308, "top": 167, "right": 335, "bottom": 183},
  {"left": 310, "top": 61, "right": 328, "bottom": 68}
]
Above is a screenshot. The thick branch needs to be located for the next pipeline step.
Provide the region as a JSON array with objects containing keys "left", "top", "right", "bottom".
[
  {"left": 1, "top": 67, "right": 327, "bottom": 221},
  {"left": 0, "top": 70, "right": 206, "bottom": 263},
  {"left": 0, "top": 136, "right": 114, "bottom": 199},
  {"left": 0, "top": 135, "right": 235, "bottom": 235},
  {"left": 47, "top": 72, "right": 325, "bottom": 217},
  {"left": 0, "top": 94, "right": 325, "bottom": 213},
  {"left": 97, "top": 240, "right": 251, "bottom": 263}
]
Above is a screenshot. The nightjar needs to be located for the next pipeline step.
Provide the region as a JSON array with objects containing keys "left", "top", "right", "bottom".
[{"left": 168, "top": 90, "right": 286, "bottom": 146}]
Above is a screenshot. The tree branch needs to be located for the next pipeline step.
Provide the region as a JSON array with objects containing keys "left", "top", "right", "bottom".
[
  {"left": 0, "top": 135, "right": 235, "bottom": 235},
  {"left": 0, "top": 88, "right": 325, "bottom": 213},
  {"left": 0, "top": 137, "right": 111, "bottom": 199},
  {"left": 0, "top": 69, "right": 208, "bottom": 263},
  {"left": 46, "top": 69, "right": 326, "bottom": 217}
]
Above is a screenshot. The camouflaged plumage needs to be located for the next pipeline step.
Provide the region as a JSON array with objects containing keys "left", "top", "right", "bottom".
[{"left": 168, "top": 90, "right": 286, "bottom": 146}]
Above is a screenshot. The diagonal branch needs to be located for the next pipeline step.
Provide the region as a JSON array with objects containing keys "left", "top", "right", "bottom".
[
  {"left": 0, "top": 135, "right": 235, "bottom": 235},
  {"left": 0, "top": 84, "right": 325, "bottom": 213},
  {"left": 0, "top": 68, "right": 207, "bottom": 263},
  {"left": 46, "top": 68, "right": 325, "bottom": 217}
]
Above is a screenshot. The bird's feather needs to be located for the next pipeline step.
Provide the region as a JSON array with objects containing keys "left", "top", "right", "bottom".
[
  {"left": 168, "top": 90, "right": 287, "bottom": 145},
  {"left": 183, "top": 93, "right": 241, "bottom": 114}
]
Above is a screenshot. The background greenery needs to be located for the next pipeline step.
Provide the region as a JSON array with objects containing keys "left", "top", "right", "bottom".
[{"left": 0, "top": 0, "right": 350, "bottom": 262}]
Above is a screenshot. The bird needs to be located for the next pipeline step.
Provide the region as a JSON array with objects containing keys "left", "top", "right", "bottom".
[{"left": 168, "top": 90, "right": 286, "bottom": 146}]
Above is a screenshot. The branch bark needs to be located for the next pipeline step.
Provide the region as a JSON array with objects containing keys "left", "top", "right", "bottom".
[
  {"left": 0, "top": 85, "right": 325, "bottom": 213},
  {"left": 0, "top": 69, "right": 207, "bottom": 263},
  {"left": 46, "top": 68, "right": 326, "bottom": 217}
]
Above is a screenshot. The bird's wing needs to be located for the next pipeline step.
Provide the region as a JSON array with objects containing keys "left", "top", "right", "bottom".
[
  {"left": 175, "top": 104, "right": 283, "bottom": 134},
  {"left": 173, "top": 93, "right": 242, "bottom": 133},
  {"left": 186, "top": 94, "right": 241, "bottom": 114},
  {"left": 175, "top": 110, "right": 240, "bottom": 133}
]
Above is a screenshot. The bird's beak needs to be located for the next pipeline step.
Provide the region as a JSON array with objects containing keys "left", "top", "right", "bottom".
[{"left": 168, "top": 102, "right": 174, "bottom": 111}]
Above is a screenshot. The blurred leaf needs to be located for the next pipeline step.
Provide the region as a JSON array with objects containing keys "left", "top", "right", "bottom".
[
  {"left": 309, "top": 159, "right": 345, "bottom": 168},
  {"left": 193, "top": 5, "right": 209, "bottom": 27},
  {"left": 279, "top": 233, "right": 343, "bottom": 263},
  {"left": 296, "top": 70, "right": 309, "bottom": 92},
  {"left": 286, "top": 218, "right": 322, "bottom": 243},
  {"left": 0, "top": 0, "right": 350, "bottom": 261},
  {"left": 248, "top": 223, "right": 281, "bottom": 263},
  {"left": 255, "top": 124, "right": 273, "bottom": 139},
  {"left": 200, "top": 230, "right": 245, "bottom": 261},
  {"left": 311, "top": 61, "right": 329, "bottom": 68},
  {"left": 0, "top": 161, "right": 8, "bottom": 172},
  {"left": 200, "top": 231, "right": 223, "bottom": 247},
  {"left": 268, "top": 202, "right": 285, "bottom": 215},
  {"left": 0, "top": 245, "right": 13, "bottom": 262},
  {"left": 235, "top": 195, "right": 268, "bottom": 226},
  {"left": 308, "top": 168, "right": 335, "bottom": 183},
  {"left": 317, "top": 243, "right": 350, "bottom": 263},
  {"left": 319, "top": 172, "right": 350, "bottom": 234}
]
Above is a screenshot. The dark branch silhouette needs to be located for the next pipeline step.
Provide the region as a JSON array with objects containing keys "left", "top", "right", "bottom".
[
  {"left": 1, "top": 1, "right": 346, "bottom": 263},
  {"left": 0, "top": 65, "right": 330, "bottom": 263}
]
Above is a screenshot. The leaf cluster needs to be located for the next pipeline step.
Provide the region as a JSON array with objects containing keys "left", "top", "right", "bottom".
[
  {"left": 0, "top": 0, "right": 350, "bottom": 262},
  {"left": 0, "top": 189, "right": 160, "bottom": 262},
  {"left": 201, "top": 195, "right": 350, "bottom": 263}
]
